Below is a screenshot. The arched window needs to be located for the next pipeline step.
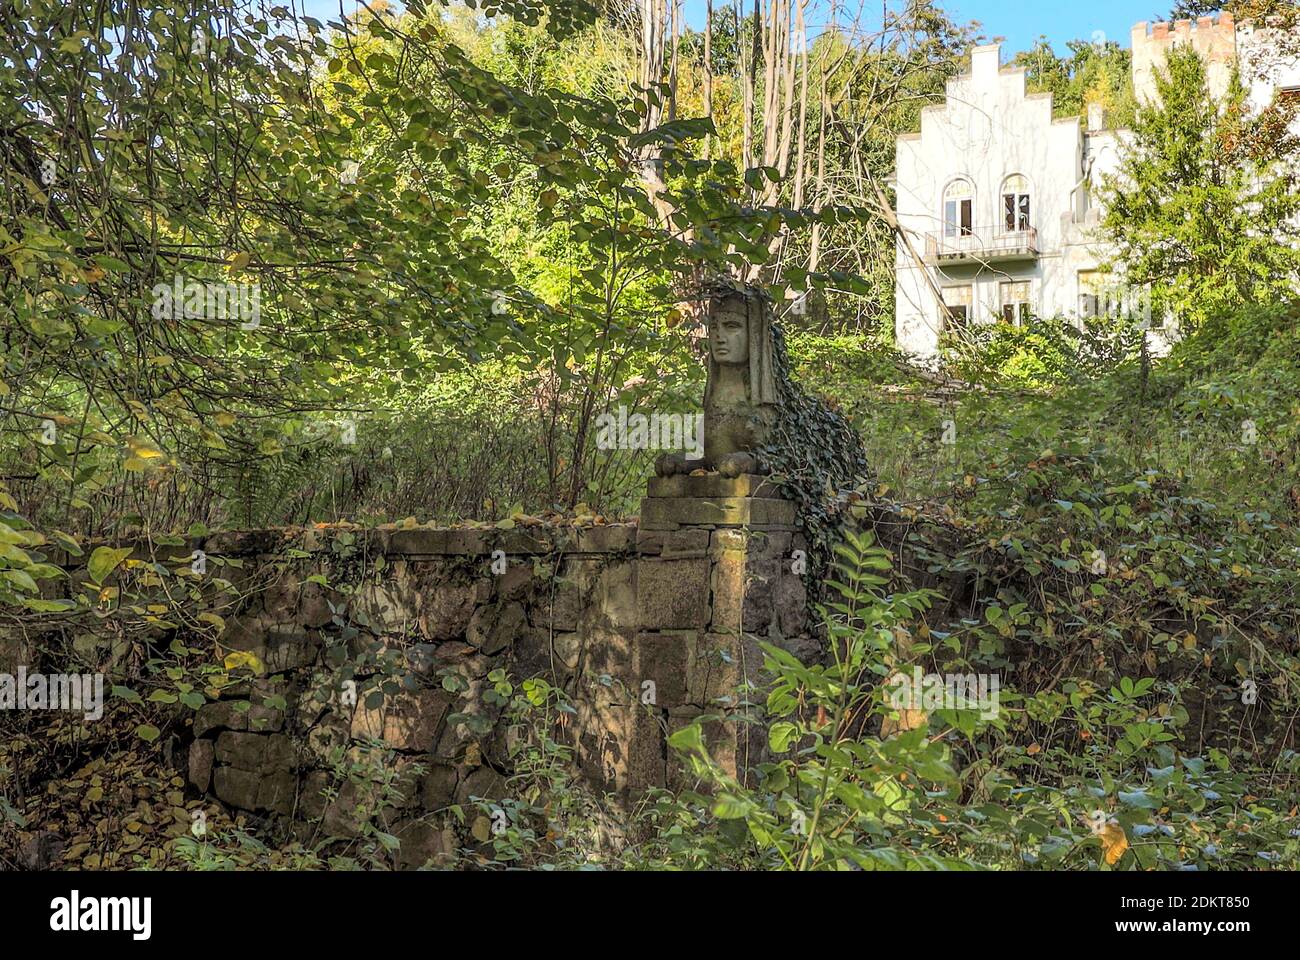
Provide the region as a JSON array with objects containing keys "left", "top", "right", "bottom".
[
  {"left": 1002, "top": 174, "right": 1031, "bottom": 232},
  {"left": 943, "top": 178, "right": 974, "bottom": 238}
]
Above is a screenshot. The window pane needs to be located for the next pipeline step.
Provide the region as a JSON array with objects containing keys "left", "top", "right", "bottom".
[
  {"left": 1004, "top": 194, "right": 1015, "bottom": 231},
  {"left": 961, "top": 199, "right": 972, "bottom": 235},
  {"left": 1018, "top": 194, "right": 1030, "bottom": 230},
  {"left": 944, "top": 179, "right": 973, "bottom": 200},
  {"left": 943, "top": 285, "right": 972, "bottom": 306}
]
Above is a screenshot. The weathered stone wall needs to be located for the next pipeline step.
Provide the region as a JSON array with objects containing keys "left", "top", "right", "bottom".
[
  {"left": 177, "top": 523, "right": 640, "bottom": 866},
  {"left": 4, "top": 479, "right": 830, "bottom": 867}
]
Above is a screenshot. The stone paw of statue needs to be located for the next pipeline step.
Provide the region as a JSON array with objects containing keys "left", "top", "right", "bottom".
[
  {"left": 716, "top": 452, "right": 760, "bottom": 478},
  {"left": 655, "top": 452, "right": 692, "bottom": 477}
]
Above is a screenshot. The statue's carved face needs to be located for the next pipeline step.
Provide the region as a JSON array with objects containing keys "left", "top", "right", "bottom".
[{"left": 708, "top": 299, "right": 749, "bottom": 365}]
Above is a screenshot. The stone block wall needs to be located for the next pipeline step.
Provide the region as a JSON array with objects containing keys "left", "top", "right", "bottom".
[
  {"left": 177, "top": 523, "right": 642, "bottom": 865},
  {"left": 13, "top": 480, "right": 823, "bottom": 866},
  {"left": 1132, "top": 14, "right": 1238, "bottom": 106},
  {"left": 630, "top": 475, "right": 815, "bottom": 791}
]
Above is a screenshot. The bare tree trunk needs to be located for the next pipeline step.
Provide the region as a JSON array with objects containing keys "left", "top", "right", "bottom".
[
  {"left": 637, "top": 0, "right": 672, "bottom": 221},
  {"left": 808, "top": 0, "right": 834, "bottom": 273},
  {"left": 761, "top": 0, "right": 779, "bottom": 182},
  {"left": 668, "top": 0, "right": 680, "bottom": 122},
  {"left": 746, "top": 0, "right": 802, "bottom": 279},
  {"left": 639, "top": 0, "right": 656, "bottom": 95},
  {"left": 774, "top": 0, "right": 797, "bottom": 183},
  {"left": 703, "top": 0, "right": 713, "bottom": 159},
  {"left": 741, "top": 0, "right": 756, "bottom": 173},
  {"left": 792, "top": 0, "right": 809, "bottom": 208},
  {"left": 748, "top": 0, "right": 797, "bottom": 211}
]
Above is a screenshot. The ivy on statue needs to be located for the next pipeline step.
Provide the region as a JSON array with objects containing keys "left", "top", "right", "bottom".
[{"left": 656, "top": 278, "right": 873, "bottom": 583}]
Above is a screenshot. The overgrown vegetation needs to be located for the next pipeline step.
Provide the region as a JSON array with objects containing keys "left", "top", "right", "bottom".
[{"left": 2, "top": 0, "right": 1298, "bottom": 871}]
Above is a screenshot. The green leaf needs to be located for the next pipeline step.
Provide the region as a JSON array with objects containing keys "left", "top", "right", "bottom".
[
  {"left": 769, "top": 721, "right": 798, "bottom": 753},
  {"left": 3, "top": 569, "right": 38, "bottom": 592},
  {"left": 1118, "top": 788, "right": 1158, "bottom": 809},
  {"left": 667, "top": 722, "right": 704, "bottom": 754},
  {"left": 21, "top": 598, "right": 78, "bottom": 612},
  {"left": 712, "top": 795, "right": 752, "bottom": 819},
  {"left": 87, "top": 545, "right": 133, "bottom": 585},
  {"left": 112, "top": 685, "right": 142, "bottom": 704}
]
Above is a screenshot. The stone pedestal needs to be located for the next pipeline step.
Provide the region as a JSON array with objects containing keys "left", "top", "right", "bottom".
[{"left": 628, "top": 474, "right": 816, "bottom": 791}]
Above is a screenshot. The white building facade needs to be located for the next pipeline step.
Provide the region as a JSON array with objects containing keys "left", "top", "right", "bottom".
[
  {"left": 893, "top": 43, "right": 1125, "bottom": 358},
  {"left": 893, "top": 14, "right": 1300, "bottom": 360}
]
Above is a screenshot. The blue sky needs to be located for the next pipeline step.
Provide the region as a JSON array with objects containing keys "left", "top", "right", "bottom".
[
  {"left": 946, "top": 0, "right": 1173, "bottom": 55},
  {"left": 298, "top": 0, "right": 1182, "bottom": 57}
]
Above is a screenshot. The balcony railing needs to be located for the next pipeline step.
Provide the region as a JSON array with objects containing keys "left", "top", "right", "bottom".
[{"left": 924, "top": 226, "right": 1039, "bottom": 265}]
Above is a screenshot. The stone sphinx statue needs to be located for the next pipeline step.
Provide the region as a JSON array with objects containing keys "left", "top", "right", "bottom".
[
  {"left": 653, "top": 276, "right": 872, "bottom": 585},
  {"left": 655, "top": 281, "right": 781, "bottom": 479}
]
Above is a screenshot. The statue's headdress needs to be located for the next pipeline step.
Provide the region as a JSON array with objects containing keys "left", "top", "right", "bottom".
[{"left": 703, "top": 279, "right": 779, "bottom": 408}]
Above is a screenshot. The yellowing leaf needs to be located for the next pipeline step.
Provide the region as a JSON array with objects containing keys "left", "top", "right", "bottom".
[
  {"left": 214, "top": 412, "right": 237, "bottom": 428},
  {"left": 1101, "top": 822, "right": 1129, "bottom": 865},
  {"left": 198, "top": 612, "right": 227, "bottom": 633},
  {"left": 228, "top": 251, "right": 251, "bottom": 270},
  {"left": 223, "top": 650, "right": 264, "bottom": 674}
]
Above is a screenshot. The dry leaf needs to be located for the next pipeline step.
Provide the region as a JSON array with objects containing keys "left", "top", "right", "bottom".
[
  {"left": 880, "top": 670, "right": 926, "bottom": 736},
  {"left": 1101, "top": 821, "right": 1129, "bottom": 865}
]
